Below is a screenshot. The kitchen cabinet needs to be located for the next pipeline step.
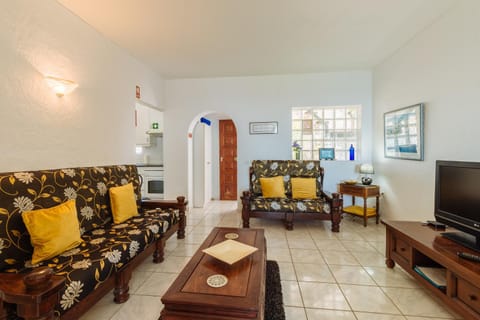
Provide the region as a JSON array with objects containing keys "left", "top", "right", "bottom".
[
  {"left": 135, "top": 103, "right": 163, "bottom": 146},
  {"left": 135, "top": 104, "right": 150, "bottom": 145},
  {"left": 148, "top": 107, "right": 163, "bottom": 134}
]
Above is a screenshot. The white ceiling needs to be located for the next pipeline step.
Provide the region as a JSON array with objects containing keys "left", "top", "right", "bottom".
[{"left": 57, "top": 0, "right": 456, "bottom": 79}]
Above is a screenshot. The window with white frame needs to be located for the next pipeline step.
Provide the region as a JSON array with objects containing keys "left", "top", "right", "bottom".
[{"left": 292, "top": 105, "right": 362, "bottom": 161}]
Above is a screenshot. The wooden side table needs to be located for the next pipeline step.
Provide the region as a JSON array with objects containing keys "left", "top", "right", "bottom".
[{"left": 337, "top": 183, "right": 380, "bottom": 227}]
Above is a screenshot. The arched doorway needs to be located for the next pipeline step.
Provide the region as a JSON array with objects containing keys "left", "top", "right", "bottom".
[{"left": 187, "top": 112, "right": 238, "bottom": 207}]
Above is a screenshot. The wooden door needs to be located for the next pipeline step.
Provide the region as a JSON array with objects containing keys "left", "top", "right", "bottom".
[{"left": 219, "top": 120, "right": 237, "bottom": 200}]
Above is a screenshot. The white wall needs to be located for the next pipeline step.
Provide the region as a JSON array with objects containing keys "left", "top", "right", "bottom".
[
  {"left": 204, "top": 123, "right": 213, "bottom": 203},
  {"left": 193, "top": 124, "right": 205, "bottom": 207},
  {"left": 373, "top": 0, "right": 480, "bottom": 221},
  {"left": 0, "top": 0, "right": 164, "bottom": 172},
  {"left": 164, "top": 72, "right": 373, "bottom": 199}
]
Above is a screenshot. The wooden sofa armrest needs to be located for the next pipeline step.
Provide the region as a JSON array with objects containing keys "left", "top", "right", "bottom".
[
  {"left": 320, "top": 191, "right": 343, "bottom": 232},
  {"left": 321, "top": 191, "right": 343, "bottom": 208},
  {"left": 0, "top": 267, "right": 65, "bottom": 320},
  {"left": 140, "top": 196, "right": 187, "bottom": 239},
  {"left": 321, "top": 190, "right": 333, "bottom": 200},
  {"left": 240, "top": 191, "right": 252, "bottom": 228},
  {"left": 241, "top": 190, "right": 251, "bottom": 200}
]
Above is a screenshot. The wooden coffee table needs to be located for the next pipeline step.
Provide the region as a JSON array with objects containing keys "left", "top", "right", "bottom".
[{"left": 160, "top": 227, "right": 266, "bottom": 320}]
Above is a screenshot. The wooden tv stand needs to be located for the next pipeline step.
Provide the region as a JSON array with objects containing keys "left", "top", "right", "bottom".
[{"left": 383, "top": 220, "right": 480, "bottom": 320}]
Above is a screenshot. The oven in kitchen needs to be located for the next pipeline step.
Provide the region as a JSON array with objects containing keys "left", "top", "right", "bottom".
[{"left": 138, "top": 166, "right": 164, "bottom": 199}]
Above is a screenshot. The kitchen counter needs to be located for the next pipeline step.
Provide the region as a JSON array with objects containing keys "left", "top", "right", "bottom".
[{"left": 136, "top": 164, "right": 163, "bottom": 168}]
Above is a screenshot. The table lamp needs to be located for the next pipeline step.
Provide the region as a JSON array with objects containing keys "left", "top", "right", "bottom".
[{"left": 359, "top": 163, "right": 374, "bottom": 185}]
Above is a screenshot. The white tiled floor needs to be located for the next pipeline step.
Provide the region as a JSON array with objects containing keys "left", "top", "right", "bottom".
[{"left": 80, "top": 201, "right": 464, "bottom": 320}]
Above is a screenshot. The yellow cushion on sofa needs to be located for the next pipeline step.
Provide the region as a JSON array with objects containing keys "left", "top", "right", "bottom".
[
  {"left": 109, "top": 183, "right": 138, "bottom": 224},
  {"left": 291, "top": 177, "right": 317, "bottom": 199},
  {"left": 259, "top": 176, "right": 286, "bottom": 198},
  {"left": 22, "top": 199, "right": 83, "bottom": 265}
]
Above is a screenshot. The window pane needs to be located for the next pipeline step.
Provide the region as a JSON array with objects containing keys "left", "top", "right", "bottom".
[
  {"left": 313, "top": 130, "right": 323, "bottom": 140},
  {"left": 347, "top": 108, "right": 358, "bottom": 118},
  {"left": 346, "top": 119, "right": 357, "bottom": 129},
  {"left": 313, "top": 120, "right": 323, "bottom": 129},
  {"left": 302, "top": 120, "right": 312, "bottom": 131},
  {"left": 292, "top": 120, "right": 302, "bottom": 130},
  {"left": 324, "top": 109, "right": 334, "bottom": 119},
  {"left": 302, "top": 150, "right": 312, "bottom": 160},
  {"left": 313, "top": 110, "right": 323, "bottom": 120},
  {"left": 303, "top": 140, "right": 312, "bottom": 150},
  {"left": 313, "top": 141, "right": 323, "bottom": 150},
  {"left": 335, "top": 109, "right": 346, "bottom": 118},
  {"left": 292, "top": 109, "right": 303, "bottom": 119},
  {"left": 292, "top": 131, "right": 302, "bottom": 140},
  {"left": 324, "top": 140, "right": 334, "bottom": 148},
  {"left": 335, "top": 140, "right": 345, "bottom": 149},
  {"left": 302, "top": 109, "right": 312, "bottom": 119},
  {"left": 302, "top": 133, "right": 312, "bottom": 140},
  {"left": 335, "top": 120, "right": 345, "bottom": 129}
]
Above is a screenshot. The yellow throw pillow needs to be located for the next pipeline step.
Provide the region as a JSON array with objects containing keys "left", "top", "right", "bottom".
[
  {"left": 259, "top": 176, "right": 286, "bottom": 198},
  {"left": 291, "top": 177, "right": 317, "bottom": 199},
  {"left": 22, "top": 199, "right": 83, "bottom": 265},
  {"left": 109, "top": 183, "right": 138, "bottom": 224}
]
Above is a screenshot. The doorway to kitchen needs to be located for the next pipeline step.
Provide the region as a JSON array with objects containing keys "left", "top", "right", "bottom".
[{"left": 134, "top": 100, "right": 164, "bottom": 199}]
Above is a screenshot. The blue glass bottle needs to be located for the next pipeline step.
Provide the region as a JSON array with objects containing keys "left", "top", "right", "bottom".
[{"left": 349, "top": 144, "right": 355, "bottom": 161}]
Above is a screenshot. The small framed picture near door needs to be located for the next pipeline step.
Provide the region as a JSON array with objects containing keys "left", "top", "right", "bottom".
[
  {"left": 249, "top": 121, "right": 278, "bottom": 134},
  {"left": 384, "top": 103, "right": 424, "bottom": 160}
]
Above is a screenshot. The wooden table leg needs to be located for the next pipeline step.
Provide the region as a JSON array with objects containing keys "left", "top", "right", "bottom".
[
  {"left": 385, "top": 226, "right": 395, "bottom": 268},
  {"left": 376, "top": 195, "right": 380, "bottom": 224},
  {"left": 363, "top": 197, "right": 367, "bottom": 227}
]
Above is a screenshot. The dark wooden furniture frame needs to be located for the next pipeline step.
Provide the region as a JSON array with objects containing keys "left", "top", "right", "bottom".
[
  {"left": 241, "top": 165, "right": 342, "bottom": 232},
  {"left": 161, "top": 227, "right": 266, "bottom": 320},
  {"left": 0, "top": 197, "right": 187, "bottom": 320},
  {"left": 338, "top": 183, "right": 380, "bottom": 227},
  {"left": 384, "top": 220, "right": 480, "bottom": 320}
]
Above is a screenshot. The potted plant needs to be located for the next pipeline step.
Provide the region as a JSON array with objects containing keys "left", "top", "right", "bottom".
[{"left": 292, "top": 141, "right": 302, "bottom": 160}]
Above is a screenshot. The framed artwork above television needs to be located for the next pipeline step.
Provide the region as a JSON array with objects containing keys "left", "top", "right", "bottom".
[{"left": 384, "top": 103, "right": 424, "bottom": 161}]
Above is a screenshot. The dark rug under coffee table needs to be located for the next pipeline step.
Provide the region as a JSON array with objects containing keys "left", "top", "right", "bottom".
[{"left": 265, "top": 260, "right": 285, "bottom": 320}]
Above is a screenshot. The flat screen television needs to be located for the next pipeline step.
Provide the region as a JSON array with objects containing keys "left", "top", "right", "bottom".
[{"left": 435, "top": 160, "right": 480, "bottom": 251}]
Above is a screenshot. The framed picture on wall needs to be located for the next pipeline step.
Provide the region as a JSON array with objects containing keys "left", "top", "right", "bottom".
[
  {"left": 249, "top": 121, "right": 278, "bottom": 134},
  {"left": 384, "top": 103, "right": 424, "bottom": 160}
]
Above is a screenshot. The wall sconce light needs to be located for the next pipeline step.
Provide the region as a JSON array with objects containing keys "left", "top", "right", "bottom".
[{"left": 45, "top": 76, "right": 78, "bottom": 97}]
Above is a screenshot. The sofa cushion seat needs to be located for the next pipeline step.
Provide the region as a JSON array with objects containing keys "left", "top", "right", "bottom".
[
  {"left": 292, "top": 198, "right": 328, "bottom": 213},
  {"left": 250, "top": 198, "right": 294, "bottom": 212},
  {"left": 251, "top": 197, "right": 328, "bottom": 214},
  {"left": 81, "top": 208, "right": 180, "bottom": 269}
]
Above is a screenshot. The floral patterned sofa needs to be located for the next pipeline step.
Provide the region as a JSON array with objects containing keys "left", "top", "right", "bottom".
[
  {"left": 241, "top": 160, "right": 342, "bottom": 231},
  {"left": 0, "top": 164, "right": 187, "bottom": 320}
]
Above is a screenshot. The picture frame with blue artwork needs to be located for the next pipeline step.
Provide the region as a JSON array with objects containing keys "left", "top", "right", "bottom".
[
  {"left": 384, "top": 103, "right": 424, "bottom": 161},
  {"left": 319, "top": 148, "right": 335, "bottom": 160}
]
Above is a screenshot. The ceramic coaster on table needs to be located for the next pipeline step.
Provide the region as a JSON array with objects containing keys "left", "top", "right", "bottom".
[
  {"left": 224, "top": 233, "right": 239, "bottom": 239},
  {"left": 206, "top": 274, "right": 228, "bottom": 288}
]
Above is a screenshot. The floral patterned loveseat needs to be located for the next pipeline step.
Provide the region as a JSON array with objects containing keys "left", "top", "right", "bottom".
[
  {"left": 0, "top": 164, "right": 187, "bottom": 320},
  {"left": 241, "top": 160, "right": 342, "bottom": 231}
]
